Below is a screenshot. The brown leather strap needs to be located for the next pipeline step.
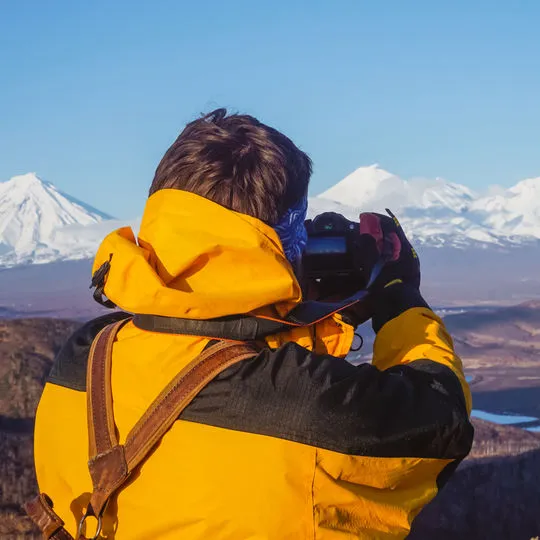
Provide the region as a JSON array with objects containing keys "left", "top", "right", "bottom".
[
  {"left": 85, "top": 322, "right": 258, "bottom": 519},
  {"left": 24, "top": 493, "right": 75, "bottom": 539},
  {"left": 27, "top": 322, "right": 259, "bottom": 538},
  {"left": 124, "top": 340, "right": 258, "bottom": 470},
  {"left": 86, "top": 320, "right": 130, "bottom": 517},
  {"left": 87, "top": 320, "right": 127, "bottom": 457}
]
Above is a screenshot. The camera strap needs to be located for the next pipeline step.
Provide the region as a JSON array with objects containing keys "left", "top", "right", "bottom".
[{"left": 132, "top": 289, "right": 370, "bottom": 340}]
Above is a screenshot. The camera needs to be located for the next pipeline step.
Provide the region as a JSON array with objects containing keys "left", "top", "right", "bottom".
[{"left": 303, "top": 212, "right": 361, "bottom": 279}]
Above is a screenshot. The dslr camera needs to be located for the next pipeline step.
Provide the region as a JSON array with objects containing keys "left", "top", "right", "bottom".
[{"left": 303, "top": 212, "right": 362, "bottom": 280}]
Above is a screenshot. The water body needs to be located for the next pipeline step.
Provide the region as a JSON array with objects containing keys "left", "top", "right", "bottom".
[{"left": 471, "top": 410, "right": 538, "bottom": 425}]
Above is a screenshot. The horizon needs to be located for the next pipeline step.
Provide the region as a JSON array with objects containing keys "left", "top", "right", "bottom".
[
  {"left": 2, "top": 163, "right": 540, "bottom": 220},
  {"left": 1, "top": 1, "right": 540, "bottom": 218}
]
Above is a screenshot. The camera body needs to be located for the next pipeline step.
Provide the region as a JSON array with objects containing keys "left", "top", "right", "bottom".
[{"left": 303, "top": 212, "right": 361, "bottom": 279}]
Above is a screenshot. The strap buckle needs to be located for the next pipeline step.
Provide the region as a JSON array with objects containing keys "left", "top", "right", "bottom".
[
  {"left": 77, "top": 509, "right": 103, "bottom": 540},
  {"left": 90, "top": 254, "right": 116, "bottom": 309}
]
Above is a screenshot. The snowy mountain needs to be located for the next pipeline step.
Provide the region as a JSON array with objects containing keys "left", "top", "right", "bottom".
[
  {"left": 318, "top": 165, "right": 477, "bottom": 212},
  {"left": 312, "top": 165, "right": 540, "bottom": 248},
  {"left": 0, "top": 173, "right": 114, "bottom": 266},
  {"left": 471, "top": 178, "right": 540, "bottom": 238},
  {"left": 1, "top": 167, "right": 540, "bottom": 268}
]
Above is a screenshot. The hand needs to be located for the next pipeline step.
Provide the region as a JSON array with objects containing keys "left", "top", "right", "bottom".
[
  {"left": 355, "top": 209, "right": 420, "bottom": 291},
  {"left": 336, "top": 210, "right": 420, "bottom": 327}
]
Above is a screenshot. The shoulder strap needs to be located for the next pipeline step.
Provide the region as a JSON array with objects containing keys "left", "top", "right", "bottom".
[
  {"left": 80, "top": 321, "right": 258, "bottom": 537},
  {"left": 132, "top": 286, "right": 373, "bottom": 341}
]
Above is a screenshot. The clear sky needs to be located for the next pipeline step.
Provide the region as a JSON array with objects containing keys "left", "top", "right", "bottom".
[{"left": 1, "top": 0, "right": 539, "bottom": 218}]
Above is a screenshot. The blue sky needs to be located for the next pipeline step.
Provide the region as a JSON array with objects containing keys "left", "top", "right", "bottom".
[{"left": 1, "top": 1, "right": 539, "bottom": 218}]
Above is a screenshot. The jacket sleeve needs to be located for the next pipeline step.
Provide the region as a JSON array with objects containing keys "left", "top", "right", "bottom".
[
  {"left": 371, "top": 282, "right": 472, "bottom": 414},
  {"left": 182, "top": 312, "right": 473, "bottom": 461},
  {"left": 311, "top": 284, "right": 474, "bottom": 536}
]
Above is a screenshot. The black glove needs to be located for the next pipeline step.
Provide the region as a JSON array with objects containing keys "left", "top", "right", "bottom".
[
  {"left": 337, "top": 210, "right": 423, "bottom": 328},
  {"left": 352, "top": 209, "right": 428, "bottom": 331},
  {"left": 355, "top": 209, "right": 420, "bottom": 291}
]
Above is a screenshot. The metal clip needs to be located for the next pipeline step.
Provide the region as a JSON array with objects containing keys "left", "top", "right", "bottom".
[
  {"left": 351, "top": 331, "right": 364, "bottom": 352},
  {"left": 77, "top": 510, "right": 103, "bottom": 540}
]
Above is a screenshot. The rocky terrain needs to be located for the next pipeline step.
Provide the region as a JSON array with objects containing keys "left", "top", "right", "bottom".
[
  {"left": 0, "top": 318, "right": 79, "bottom": 538},
  {"left": 446, "top": 300, "right": 540, "bottom": 370},
  {"left": 409, "top": 447, "right": 540, "bottom": 540}
]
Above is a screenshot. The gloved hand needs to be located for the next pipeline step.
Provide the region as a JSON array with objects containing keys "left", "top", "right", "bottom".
[
  {"left": 333, "top": 210, "right": 421, "bottom": 328},
  {"left": 354, "top": 209, "right": 420, "bottom": 291}
]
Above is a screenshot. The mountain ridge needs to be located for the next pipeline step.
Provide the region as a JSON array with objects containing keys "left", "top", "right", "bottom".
[
  {"left": 0, "top": 173, "right": 113, "bottom": 266},
  {"left": 312, "top": 164, "right": 540, "bottom": 248},
  {"left": 1, "top": 166, "right": 540, "bottom": 267}
]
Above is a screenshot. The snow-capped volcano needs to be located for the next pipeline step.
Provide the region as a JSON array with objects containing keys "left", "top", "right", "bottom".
[
  {"left": 312, "top": 165, "right": 540, "bottom": 248},
  {"left": 471, "top": 177, "right": 540, "bottom": 237},
  {"left": 318, "top": 164, "right": 477, "bottom": 212},
  {"left": 1, "top": 167, "right": 540, "bottom": 268},
  {"left": 0, "top": 173, "right": 113, "bottom": 266}
]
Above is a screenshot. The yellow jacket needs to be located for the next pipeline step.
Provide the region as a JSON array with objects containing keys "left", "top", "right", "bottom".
[{"left": 34, "top": 190, "right": 473, "bottom": 539}]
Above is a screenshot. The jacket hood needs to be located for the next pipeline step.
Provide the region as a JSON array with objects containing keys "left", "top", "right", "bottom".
[{"left": 92, "top": 190, "right": 303, "bottom": 319}]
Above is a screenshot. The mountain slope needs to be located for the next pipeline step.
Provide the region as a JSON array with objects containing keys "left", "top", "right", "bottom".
[
  {"left": 318, "top": 164, "right": 478, "bottom": 212},
  {"left": 471, "top": 177, "right": 540, "bottom": 237},
  {"left": 0, "top": 173, "right": 112, "bottom": 266},
  {"left": 313, "top": 165, "right": 540, "bottom": 248},
  {"left": 0, "top": 317, "right": 80, "bottom": 537}
]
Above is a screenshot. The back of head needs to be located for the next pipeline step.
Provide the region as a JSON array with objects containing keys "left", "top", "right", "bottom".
[{"left": 149, "top": 108, "right": 312, "bottom": 225}]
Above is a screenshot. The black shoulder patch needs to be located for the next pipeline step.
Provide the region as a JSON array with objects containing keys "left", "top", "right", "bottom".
[
  {"left": 180, "top": 342, "right": 474, "bottom": 460},
  {"left": 48, "top": 324, "right": 473, "bottom": 460},
  {"left": 48, "top": 312, "right": 131, "bottom": 391}
]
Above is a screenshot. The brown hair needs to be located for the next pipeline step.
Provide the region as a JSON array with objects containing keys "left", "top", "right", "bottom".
[{"left": 149, "top": 108, "right": 312, "bottom": 225}]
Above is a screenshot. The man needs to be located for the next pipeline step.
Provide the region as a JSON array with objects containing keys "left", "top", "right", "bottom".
[{"left": 31, "top": 109, "right": 473, "bottom": 539}]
